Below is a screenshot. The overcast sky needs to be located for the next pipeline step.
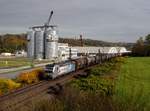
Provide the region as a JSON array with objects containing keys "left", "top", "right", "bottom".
[{"left": 0, "top": 0, "right": 150, "bottom": 42}]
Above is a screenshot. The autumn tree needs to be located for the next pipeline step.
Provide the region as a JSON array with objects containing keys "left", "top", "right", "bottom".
[
  {"left": 0, "top": 34, "right": 27, "bottom": 53},
  {"left": 132, "top": 37, "right": 145, "bottom": 56},
  {"left": 145, "top": 34, "right": 150, "bottom": 44},
  {"left": 132, "top": 34, "right": 150, "bottom": 56},
  {"left": 144, "top": 34, "right": 150, "bottom": 55}
]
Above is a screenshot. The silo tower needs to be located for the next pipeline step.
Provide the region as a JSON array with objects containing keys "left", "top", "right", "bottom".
[
  {"left": 30, "top": 11, "right": 58, "bottom": 60},
  {"left": 27, "top": 29, "right": 35, "bottom": 58},
  {"left": 45, "top": 26, "right": 58, "bottom": 59},
  {"left": 34, "top": 28, "right": 44, "bottom": 60}
]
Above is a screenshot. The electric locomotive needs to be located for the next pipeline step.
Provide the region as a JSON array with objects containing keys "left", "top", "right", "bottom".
[
  {"left": 45, "top": 60, "right": 76, "bottom": 79},
  {"left": 44, "top": 54, "right": 116, "bottom": 79}
]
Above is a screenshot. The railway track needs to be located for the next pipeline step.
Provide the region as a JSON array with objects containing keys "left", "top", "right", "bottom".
[
  {"left": 0, "top": 58, "right": 111, "bottom": 111},
  {"left": 0, "top": 69, "right": 85, "bottom": 111}
]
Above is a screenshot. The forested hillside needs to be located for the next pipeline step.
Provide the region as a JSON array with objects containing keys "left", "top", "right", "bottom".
[
  {"left": 0, "top": 34, "right": 27, "bottom": 53},
  {"left": 0, "top": 34, "right": 134, "bottom": 53},
  {"left": 59, "top": 38, "right": 134, "bottom": 49}
]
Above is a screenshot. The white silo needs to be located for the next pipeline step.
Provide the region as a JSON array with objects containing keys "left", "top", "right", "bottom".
[
  {"left": 45, "top": 27, "right": 58, "bottom": 59},
  {"left": 27, "top": 30, "right": 35, "bottom": 58},
  {"left": 35, "top": 29, "right": 44, "bottom": 59}
]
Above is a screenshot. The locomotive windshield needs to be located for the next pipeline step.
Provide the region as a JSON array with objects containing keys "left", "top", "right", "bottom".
[
  {"left": 45, "top": 64, "right": 54, "bottom": 73},
  {"left": 46, "top": 64, "right": 55, "bottom": 67}
]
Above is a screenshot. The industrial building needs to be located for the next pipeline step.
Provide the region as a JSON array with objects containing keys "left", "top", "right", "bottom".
[
  {"left": 27, "top": 27, "right": 58, "bottom": 60},
  {"left": 73, "top": 47, "right": 118, "bottom": 55},
  {"left": 58, "top": 43, "right": 77, "bottom": 61},
  {"left": 27, "top": 11, "right": 59, "bottom": 60},
  {"left": 73, "top": 47, "right": 130, "bottom": 56},
  {"left": 27, "top": 11, "right": 130, "bottom": 61},
  {"left": 27, "top": 27, "right": 130, "bottom": 60},
  {"left": 27, "top": 11, "right": 78, "bottom": 61},
  {"left": 27, "top": 27, "right": 78, "bottom": 60},
  {"left": 27, "top": 30, "right": 130, "bottom": 60}
]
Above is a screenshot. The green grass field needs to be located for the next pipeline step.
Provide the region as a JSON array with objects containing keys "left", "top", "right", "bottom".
[
  {"left": 115, "top": 57, "right": 150, "bottom": 110},
  {"left": 0, "top": 58, "right": 30, "bottom": 68},
  {"left": 0, "top": 58, "right": 51, "bottom": 68}
]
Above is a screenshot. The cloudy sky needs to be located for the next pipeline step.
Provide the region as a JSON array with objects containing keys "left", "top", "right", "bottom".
[{"left": 0, "top": 0, "right": 150, "bottom": 42}]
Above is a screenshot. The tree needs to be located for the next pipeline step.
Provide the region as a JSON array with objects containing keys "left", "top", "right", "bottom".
[
  {"left": 145, "top": 34, "right": 150, "bottom": 44},
  {"left": 132, "top": 37, "right": 145, "bottom": 56},
  {"left": 137, "top": 37, "right": 144, "bottom": 46},
  {"left": 132, "top": 34, "right": 150, "bottom": 56},
  {"left": 0, "top": 34, "right": 27, "bottom": 53}
]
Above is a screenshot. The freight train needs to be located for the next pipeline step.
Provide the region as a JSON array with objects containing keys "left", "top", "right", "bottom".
[{"left": 44, "top": 53, "right": 118, "bottom": 79}]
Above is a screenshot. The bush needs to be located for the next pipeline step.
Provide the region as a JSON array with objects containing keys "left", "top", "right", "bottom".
[
  {"left": 17, "top": 68, "right": 44, "bottom": 84},
  {"left": 0, "top": 90, "right": 2, "bottom": 96},
  {"left": 0, "top": 79, "right": 20, "bottom": 94},
  {"left": 71, "top": 76, "right": 114, "bottom": 96},
  {"left": 17, "top": 87, "right": 115, "bottom": 111},
  {"left": 30, "top": 99, "right": 64, "bottom": 111},
  {"left": 114, "top": 57, "right": 126, "bottom": 63},
  {"left": 70, "top": 57, "right": 125, "bottom": 96}
]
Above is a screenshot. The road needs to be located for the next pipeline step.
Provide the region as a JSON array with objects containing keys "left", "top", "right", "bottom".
[{"left": 0, "top": 63, "right": 49, "bottom": 79}]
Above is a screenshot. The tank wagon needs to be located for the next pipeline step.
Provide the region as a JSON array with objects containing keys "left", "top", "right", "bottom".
[{"left": 44, "top": 53, "right": 118, "bottom": 79}]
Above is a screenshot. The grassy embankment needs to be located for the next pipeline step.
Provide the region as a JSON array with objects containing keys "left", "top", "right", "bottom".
[
  {"left": 0, "top": 58, "right": 31, "bottom": 68},
  {"left": 34, "top": 57, "right": 150, "bottom": 111},
  {"left": 18, "top": 58, "right": 123, "bottom": 111},
  {"left": 3, "top": 57, "right": 150, "bottom": 111},
  {"left": 114, "top": 57, "right": 150, "bottom": 111},
  {"left": 0, "top": 57, "right": 51, "bottom": 68}
]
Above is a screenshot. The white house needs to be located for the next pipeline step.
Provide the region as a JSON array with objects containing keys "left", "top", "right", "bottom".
[
  {"left": 15, "top": 50, "right": 27, "bottom": 57},
  {"left": 1, "top": 53, "right": 12, "bottom": 56}
]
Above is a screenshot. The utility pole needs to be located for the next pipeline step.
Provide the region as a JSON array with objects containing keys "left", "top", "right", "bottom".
[
  {"left": 69, "top": 47, "right": 72, "bottom": 60},
  {"left": 80, "top": 35, "right": 83, "bottom": 47}
]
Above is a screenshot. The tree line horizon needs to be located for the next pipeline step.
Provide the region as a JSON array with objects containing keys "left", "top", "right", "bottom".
[{"left": 0, "top": 33, "right": 148, "bottom": 56}]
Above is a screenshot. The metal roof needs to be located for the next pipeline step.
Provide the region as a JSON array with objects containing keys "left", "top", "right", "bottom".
[
  {"left": 116, "top": 47, "right": 131, "bottom": 53},
  {"left": 71, "top": 47, "right": 129, "bottom": 54}
]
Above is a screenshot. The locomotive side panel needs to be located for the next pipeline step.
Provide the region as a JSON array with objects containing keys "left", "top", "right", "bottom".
[
  {"left": 58, "top": 62, "right": 76, "bottom": 76},
  {"left": 45, "top": 61, "right": 76, "bottom": 79}
]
